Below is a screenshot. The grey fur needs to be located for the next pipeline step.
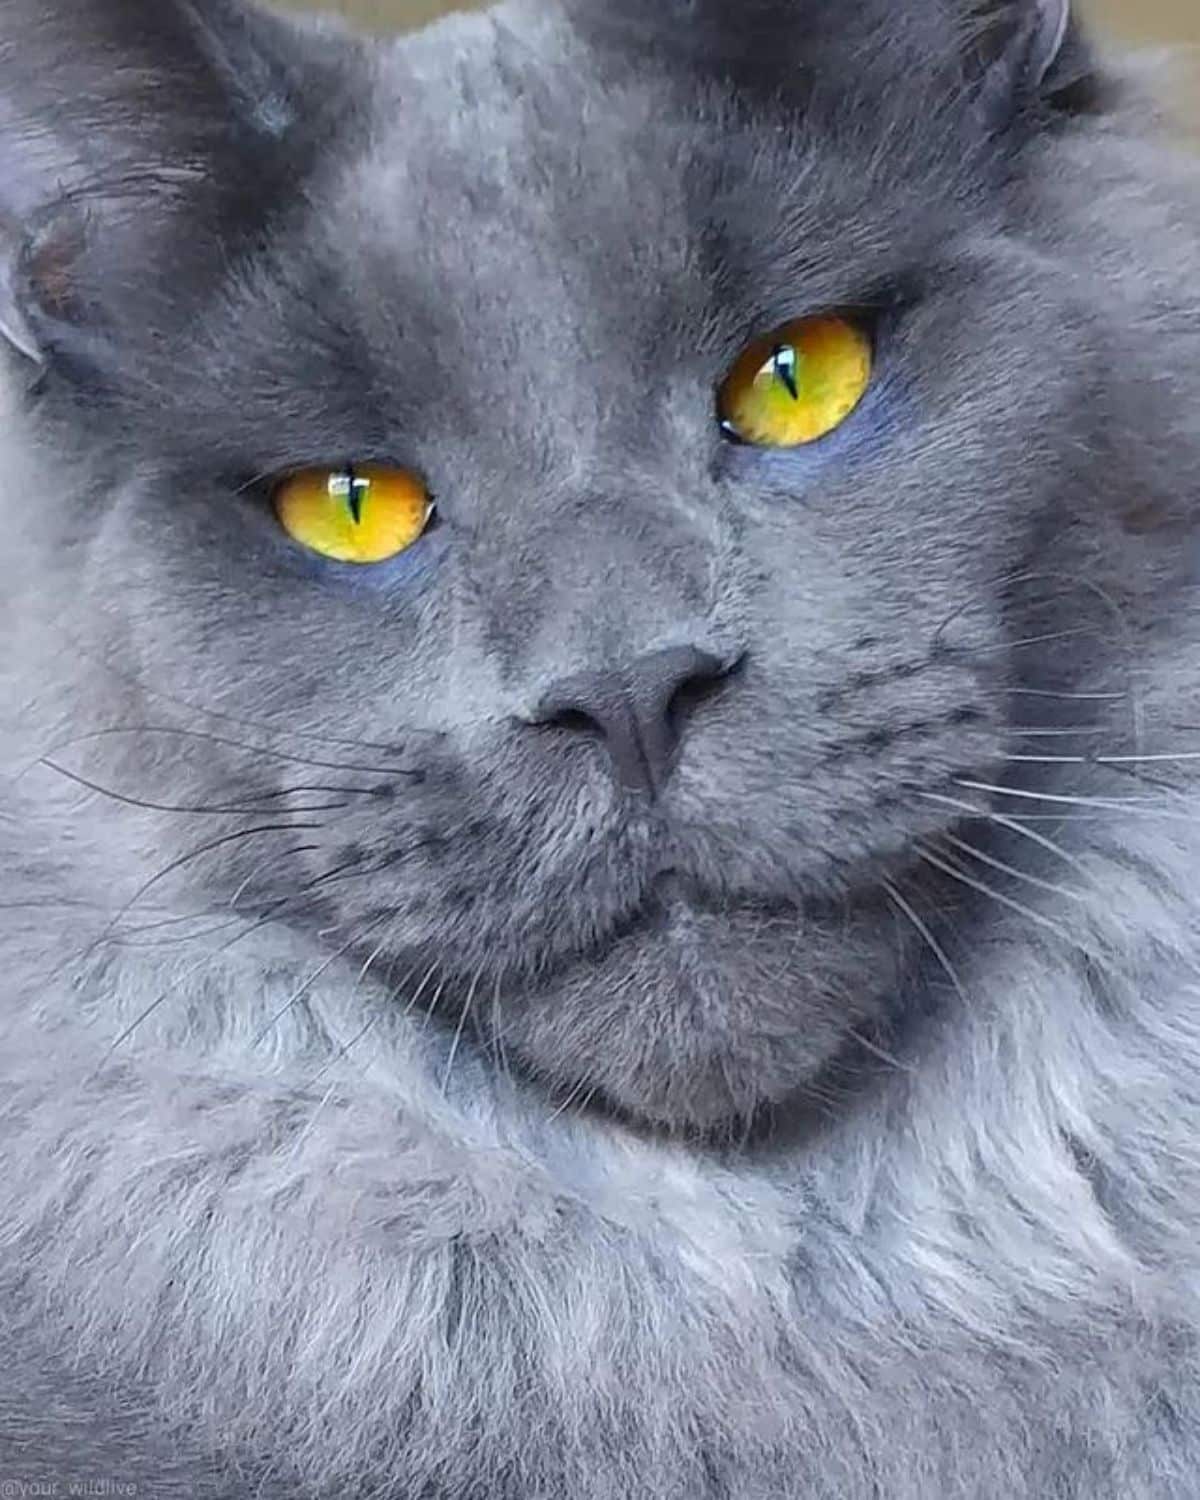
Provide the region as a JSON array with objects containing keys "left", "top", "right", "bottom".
[{"left": 1, "top": 0, "right": 1200, "bottom": 1494}]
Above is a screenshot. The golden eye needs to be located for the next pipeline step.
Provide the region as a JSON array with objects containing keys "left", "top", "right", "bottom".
[
  {"left": 718, "top": 314, "right": 872, "bottom": 447},
  {"left": 272, "top": 464, "right": 433, "bottom": 565}
]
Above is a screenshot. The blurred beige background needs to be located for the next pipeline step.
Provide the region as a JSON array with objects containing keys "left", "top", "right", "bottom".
[{"left": 282, "top": 0, "right": 1199, "bottom": 45}]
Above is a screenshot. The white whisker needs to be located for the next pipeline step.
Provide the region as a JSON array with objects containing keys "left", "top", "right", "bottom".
[
  {"left": 939, "top": 833, "right": 1086, "bottom": 904},
  {"left": 1010, "top": 727, "right": 1110, "bottom": 738},
  {"left": 306, "top": 1017, "right": 380, "bottom": 1089},
  {"left": 916, "top": 845, "right": 1085, "bottom": 950},
  {"left": 915, "top": 789, "right": 1094, "bottom": 880},
  {"left": 441, "top": 969, "right": 482, "bottom": 1096},
  {"left": 1003, "top": 569, "right": 1143, "bottom": 751},
  {"left": 287, "top": 1081, "right": 341, "bottom": 1162},
  {"left": 881, "top": 877, "right": 968, "bottom": 1006},
  {"left": 1007, "top": 688, "right": 1126, "bottom": 701},
  {"left": 399, "top": 960, "right": 442, "bottom": 1021},
  {"left": 848, "top": 1026, "right": 916, "bottom": 1074},
  {"left": 252, "top": 912, "right": 391, "bottom": 1048},
  {"left": 954, "top": 779, "right": 1151, "bottom": 810},
  {"left": 970, "top": 627, "right": 1099, "bottom": 653},
  {"left": 1002, "top": 751, "right": 1200, "bottom": 766},
  {"left": 91, "top": 903, "right": 291, "bottom": 1074}
]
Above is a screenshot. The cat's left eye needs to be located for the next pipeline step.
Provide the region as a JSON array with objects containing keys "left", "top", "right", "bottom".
[
  {"left": 272, "top": 464, "right": 434, "bottom": 564},
  {"left": 718, "top": 314, "right": 873, "bottom": 448}
]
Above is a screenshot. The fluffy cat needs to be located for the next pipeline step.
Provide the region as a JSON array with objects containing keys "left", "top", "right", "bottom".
[{"left": 2, "top": 0, "right": 1200, "bottom": 1494}]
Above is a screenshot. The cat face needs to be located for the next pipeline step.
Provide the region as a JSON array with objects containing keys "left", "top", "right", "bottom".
[{"left": 0, "top": 0, "right": 1183, "bottom": 1127}]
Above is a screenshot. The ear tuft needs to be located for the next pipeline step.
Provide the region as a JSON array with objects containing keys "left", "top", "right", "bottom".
[
  {"left": 1013, "top": 0, "right": 1070, "bottom": 89},
  {"left": 0, "top": 216, "right": 40, "bottom": 365},
  {"left": 966, "top": 1, "right": 1100, "bottom": 128}
]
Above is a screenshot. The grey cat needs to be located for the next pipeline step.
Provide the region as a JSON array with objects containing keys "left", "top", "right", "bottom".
[{"left": 2, "top": 0, "right": 1200, "bottom": 1493}]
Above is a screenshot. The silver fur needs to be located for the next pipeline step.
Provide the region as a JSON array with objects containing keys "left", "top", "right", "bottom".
[{"left": 2, "top": 1, "right": 1200, "bottom": 1495}]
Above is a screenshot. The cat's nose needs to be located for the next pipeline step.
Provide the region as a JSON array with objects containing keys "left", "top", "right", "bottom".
[{"left": 530, "top": 645, "right": 736, "bottom": 800}]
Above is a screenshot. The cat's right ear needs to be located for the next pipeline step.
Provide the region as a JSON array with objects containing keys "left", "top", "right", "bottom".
[
  {"left": 0, "top": 216, "right": 40, "bottom": 365},
  {"left": 965, "top": 1, "right": 1100, "bottom": 128},
  {"left": 0, "top": 0, "right": 357, "bottom": 374},
  {"left": 564, "top": 0, "right": 1101, "bottom": 125}
]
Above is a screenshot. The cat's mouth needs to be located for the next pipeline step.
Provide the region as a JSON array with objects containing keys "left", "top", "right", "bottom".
[
  {"left": 483, "top": 849, "right": 913, "bottom": 1131},
  {"left": 546, "top": 855, "right": 845, "bottom": 961},
  {"left": 327, "top": 776, "right": 990, "bottom": 1130},
  {"left": 636, "top": 866, "right": 807, "bottom": 931}
]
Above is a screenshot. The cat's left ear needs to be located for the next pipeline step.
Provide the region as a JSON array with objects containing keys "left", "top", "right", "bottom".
[{"left": 0, "top": 0, "right": 358, "bottom": 375}]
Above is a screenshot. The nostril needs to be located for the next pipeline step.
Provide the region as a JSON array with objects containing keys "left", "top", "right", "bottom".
[
  {"left": 544, "top": 707, "right": 604, "bottom": 739},
  {"left": 526, "top": 645, "right": 744, "bottom": 799},
  {"left": 667, "top": 652, "right": 742, "bottom": 734}
]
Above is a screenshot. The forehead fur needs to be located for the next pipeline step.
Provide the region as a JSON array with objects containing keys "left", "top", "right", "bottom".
[
  {"left": 67, "top": 0, "right": 1029, "bottom": 481},
  {"left": 0, "top": 0, "right": 1090, "bottom": 416}
]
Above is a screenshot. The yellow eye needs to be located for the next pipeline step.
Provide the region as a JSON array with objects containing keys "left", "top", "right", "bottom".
[
  {"left": 272, "top": 464, "right": 433, "bottom": 564},
  {"left": 718, "top": 314, "right": 872, "bottom": 447}
]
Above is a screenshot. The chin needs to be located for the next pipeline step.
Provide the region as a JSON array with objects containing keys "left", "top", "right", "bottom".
[{"left": 494, "top": 881, "right": 908, "bottom": 1131}]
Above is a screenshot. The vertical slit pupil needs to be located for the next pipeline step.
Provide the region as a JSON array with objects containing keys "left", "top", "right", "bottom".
[
  {"left": 772, "top": 345, "right": 800, "bottom": 401},
  {"left": 341, "top": 464, "right": 369, "bottom": 525}
]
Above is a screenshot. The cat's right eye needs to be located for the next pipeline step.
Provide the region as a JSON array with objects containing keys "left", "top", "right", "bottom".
[
  {"left": 718, "top": 314, "right": 873, "bottom": 447},
  {"left": 272, "top": 463, "right": 434, "bottom": 565}
]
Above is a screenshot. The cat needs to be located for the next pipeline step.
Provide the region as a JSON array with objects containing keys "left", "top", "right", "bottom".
[{"left": 2, "top": 0, "right": 1200, "bottom": 1493}]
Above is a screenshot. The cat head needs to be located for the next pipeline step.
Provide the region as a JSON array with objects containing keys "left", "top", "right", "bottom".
[{"left": 2, "top": 0, "right": 1194, "bottom": 1130}]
